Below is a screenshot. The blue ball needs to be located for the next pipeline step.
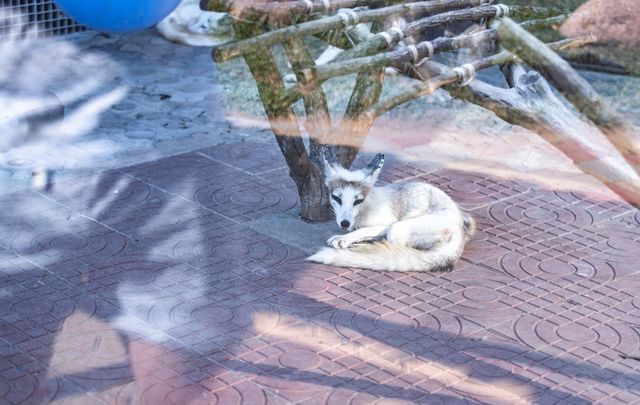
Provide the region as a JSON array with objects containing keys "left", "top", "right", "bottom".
[{"left": 54, "top": 0, "right": 182, "bottom": 33}]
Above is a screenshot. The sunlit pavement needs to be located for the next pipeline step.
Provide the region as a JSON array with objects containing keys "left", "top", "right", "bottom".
[{"left": 1, "top": 30, "right": 640, "bottom": 404}]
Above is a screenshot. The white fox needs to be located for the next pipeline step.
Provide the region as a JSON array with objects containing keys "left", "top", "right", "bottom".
[{"left": 306, "top": 153, "right": 475, "bottom": 272}]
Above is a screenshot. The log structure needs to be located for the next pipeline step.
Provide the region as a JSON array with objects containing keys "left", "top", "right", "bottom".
[{"left": 202, "top": 0, "right": 640, "bottom": 219}]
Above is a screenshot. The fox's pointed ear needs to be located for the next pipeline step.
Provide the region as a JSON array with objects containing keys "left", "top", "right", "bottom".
[{"left": 364, "top": 153, "right": 384, "bottom": 184}]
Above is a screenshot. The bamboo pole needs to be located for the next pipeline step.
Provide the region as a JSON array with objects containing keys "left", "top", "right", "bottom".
[
  {"left": 298, "top": 15, "right": 570, "bottom": 87},
  {"left": 302, "top": 30, "right": 497, "bottom": 85},
  {"left": 278, "top": 15, "right": 575, "bottom": 109},
  {"left": 366, "top": 36, "right": 596, "bottom": 119},
  {"left": 334, "top": 4, "right": 568, "bottom": 62},
  {"left": 519, "top": 14, "right": 568, "bottom": 30},
  {"left": 202, "top": 0, "right": 395, "bottom": 15},
  {"left": 213, "top": 0, "right": 490, "bottom": 62}
]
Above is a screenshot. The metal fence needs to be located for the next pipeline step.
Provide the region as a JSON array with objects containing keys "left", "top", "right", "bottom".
[{"left": 1, "top": 0, "right": 85, "bottom": 39}]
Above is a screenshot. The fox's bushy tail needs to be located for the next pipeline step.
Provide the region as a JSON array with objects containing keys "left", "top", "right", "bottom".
[
  {"left": 462, "top": 211, "right": 476, "bottom": 238},
  {"left": 307, "top": 238, "right": 461, "bottom": 272}
]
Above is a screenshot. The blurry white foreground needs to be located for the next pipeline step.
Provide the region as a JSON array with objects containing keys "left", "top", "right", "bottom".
[{"left": 0, "top": 8, "right": 126, "bottom": 173}]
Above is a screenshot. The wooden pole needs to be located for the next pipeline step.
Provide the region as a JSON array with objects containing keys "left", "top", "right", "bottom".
[
  {"left": 213, "top": 0, "right": 490, "bottom": 62},
  {"left": 366, "top": 36, "right": 595, "bottom": 119}
]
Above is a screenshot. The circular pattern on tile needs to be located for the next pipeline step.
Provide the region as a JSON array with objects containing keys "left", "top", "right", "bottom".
[
  {"left": 588, "top": 228, "right": 640, "bottom": 265},
  {"left": 49, "top": 234, "right": 91, "bottom": 251},
  {"left": 423, "top": 170, "right": 526, "bottom": 209},
  {"left": 174, "top": 234, "right": 295, "bottom": 267},
  {"left": 499, "top": 253, "right": 615, "bottom": 282},
  {"left": 523, "top": 207, "right": 556, "bottom": 221},
  {"left": 607, "top": 237, "right": 640, "bottom": 251},
  {"left": 192, "top": 305, "right": 234, "bottom": 325},
  {"left": 165, "top": 385, "right": 218, "bottom": 405},
  {"left": 556, "top": 324, "right": 598, "bottom": 343},
  {"left": 598, "top": 230, "right": 640, "bottom": 262},
  {"left": 458, "top": 346, "right": 536, "bottom": 402},
  {"left": 632, "top": 297, "right": 640, "bottom": 314},
  {"left": 332, "top": 308, "right": 462, "bottom": 344},
  {"left": 279, "top": 350, "right": 321, "bottom": 370},
  {"left": 13, "top": 298, "right": 53, "bottom": 315},
  {"left": 441, "top": 275, "right": 520, "bottom": 320},
  {"left": 488, "top": 193, "right": 593, "bottom": 228},
  {"left": 538, "top": 259, "right": 576, "bottom": 276},
  {"left": 448, "top": 178, "right": 480, "bottom": 194},
  {"left": 195, "top": 181, "right": 298, "bottom": 222},
  {"left": 154, "top": 301, "right": 280, "bottom": 348},
  {"left": 374, "top": 312, "right": 420, "bottom": 331},
  {"left": 462, "top": 286, "right": 501, "bottom": 303},
  {"left": 513, "top": 314, "right": 628, "bottom": 354},
  {"left": 213, "top": 242, "right": 250, "bottom": 258},
  {"left": 112, "top": 257, "right": 172, "bottom": 291},
  {"left": 292, "top": 276, "right": 328, "bottom": 293},
  {"left": 230, "top": 190, "right": 264, "bottom": 205}
]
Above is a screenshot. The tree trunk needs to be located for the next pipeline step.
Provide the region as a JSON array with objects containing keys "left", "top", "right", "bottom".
[{"left": 231, "top": 19, "right": 332, "bottom": 221}]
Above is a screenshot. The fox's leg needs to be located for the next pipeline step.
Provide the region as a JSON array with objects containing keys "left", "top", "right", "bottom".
[
  {"left": 386, "top": 212, "right": 457, "bottom": 250},
  {"left": 327, "top": 226, "right": 388, "bottom": 249}
]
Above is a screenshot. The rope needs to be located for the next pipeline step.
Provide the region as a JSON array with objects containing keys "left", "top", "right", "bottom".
[
  {"left": 378, "top": 32, "right": 393, "bottom": 46},
  {"left": 407, "top": 45, "right": 419, "bottom": 64},
  {"left": 402, "top": 41, "right": 434, "bottom": 66},
  {"left": 337, "top": 9, "right": 359, "bottom": 28},
  {"left": 416, "top": 41, "right": 434, "bottom": 65},
  {"left": 492, "top": 4, "right": 510, "bottom": 18},
  {"left": 389, "top": 27, "right": 404, "bottom": 42},
  {"left": 453, "top": 63, "right": 476, "bottom": 86}
]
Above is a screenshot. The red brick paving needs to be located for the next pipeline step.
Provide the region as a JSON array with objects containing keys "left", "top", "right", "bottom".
[{"left": 1, "top": 140, "right": 639, "bottom": 404}]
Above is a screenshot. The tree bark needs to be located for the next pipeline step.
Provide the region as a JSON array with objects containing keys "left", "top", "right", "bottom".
[
  {"left": 232, "top": 20, "right": 331, "bottom": 221},
  {"left": 282, "top": 37, "right": 334, "bottom": 220},
  {"left": 335, "top": 21, "right": 386, "bottom": 168}
]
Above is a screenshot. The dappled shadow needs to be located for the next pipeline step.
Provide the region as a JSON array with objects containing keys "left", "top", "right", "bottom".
[{"left": 1, "top": 140, "right": 639, "bottom": 403}]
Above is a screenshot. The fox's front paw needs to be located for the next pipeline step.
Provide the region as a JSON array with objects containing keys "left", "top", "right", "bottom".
[{"left": 327, "top": 235, "right": 353, "bottom": 249}]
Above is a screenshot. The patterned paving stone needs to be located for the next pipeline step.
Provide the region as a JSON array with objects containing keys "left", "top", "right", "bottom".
[
  {"left": 420, "top": 169, "right": 533, "bottom": 211},
  {"left": 197, "top": 141, "right": 288, "bottom": 175},
  {"left": 1, "top": 141, "right": 640, "bottom": 404}
]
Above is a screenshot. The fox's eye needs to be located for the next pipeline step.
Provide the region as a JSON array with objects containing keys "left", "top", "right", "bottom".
[
  {"left": 331, "top": 195, "right": 342, "bottom": 204},
  {"left": 354, "top": 199, "right": 364, "bottom": 206}
]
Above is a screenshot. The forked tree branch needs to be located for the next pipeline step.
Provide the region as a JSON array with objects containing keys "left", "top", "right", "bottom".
[
  {"left": 495, "top": 17, "right": 640, "bottom": 175},
  {"left": 446, "top": 67, "right": 640, "bottom": 208}
]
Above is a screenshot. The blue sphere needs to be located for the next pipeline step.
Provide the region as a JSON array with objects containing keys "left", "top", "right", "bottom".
[{"left": 54, "top": 0, "right": 182, "bottom": 33}]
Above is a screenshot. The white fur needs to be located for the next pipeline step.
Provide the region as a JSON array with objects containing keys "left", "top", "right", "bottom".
[
  {"left": 156, "top": 0, "right": 233, "bottom": 47},
  {"left": 326, "top": 166, "right": 368, "bottom": 183},
  {"left": 308, "top": 158, "right": 475, "bottom": 272}
]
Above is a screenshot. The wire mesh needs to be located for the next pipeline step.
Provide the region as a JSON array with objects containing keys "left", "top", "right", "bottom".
[{"left": 1, "top": 0, "right": 85, "bottom": 40}]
